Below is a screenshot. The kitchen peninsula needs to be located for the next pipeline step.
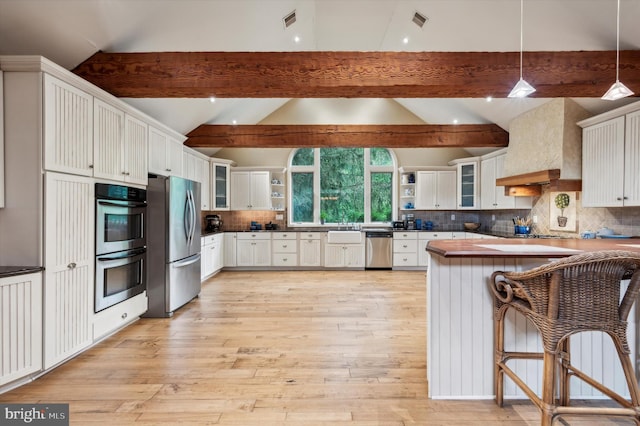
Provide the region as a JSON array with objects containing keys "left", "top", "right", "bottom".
[{"left": 425, "top": 238, "right": 640, "bottom": 400}]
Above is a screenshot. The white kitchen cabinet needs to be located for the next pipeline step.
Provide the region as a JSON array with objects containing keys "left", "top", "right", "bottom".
[
  {"left": 43, "top": 74, "right": 94, "bottom": 176},
  {"left": 324, "top": 240, "right": 365, "bottom": 268},
  {"left": 299, "top": 232, "right": 322, "bottom": 267},
  {"left": 93, "top": 99, "right": 148, "bottom": 186},
  {"left": 212, "top": 162, "right": 231, "bottom": 210},
  {"left": 224, "top": 232, "right": 237, "bottom": 267},
  {"left": 0, "top": 70, "right": 4, "bottom": 208},
  {"left": 93, "top": 292, "right": 147, "bottom": 341},
  {"left": 183, "top": 147, "right": 211, "bottom": 210},
  {"left": 43, "top": 172, "right": 94, "bottom": 369},
  {"left": 272, "top": 232, "right": 297, "bottom": 267},
  {"left": 415, "top": 170, "right": 457, "bottom": 210},
  {"left": 270, "top": 170, "right": 286, "bottom": 211},
  {"left": 149, "top": 125, "right": 183, "bottom": 177},
  {"left": 582, "top": 114, "right": 640, "bottom": 207},
  {"left": 480, "top": 153, "right": 531, "bottom": 209},
  {"left": 418, "top": 231, "right": 453, "bottom": 266},
  {"left": 230, "top": 171, "right": 271, "bottom": 210},
  {"left": 0, "top": 272, "right": 42, "bottom": 387},
  {"left": 455, "top": 160, "right": 479, "bottom": 209},
  {"left": 201, "top": 233, "right": 224, "bottom": 280},
  {"left": 393, "top": 232, "right": 418, "bottom": 268},
  {"left": 236, "top": 232, "right": 272, "bottom": 267}
]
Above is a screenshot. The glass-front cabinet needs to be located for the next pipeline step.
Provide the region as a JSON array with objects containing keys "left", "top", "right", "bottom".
[
  {"left": 451, "top": 159, "right": 479, "bottom": 209},
  {"left": 211, "top": 161, "right": 232, "bottom": 210}
]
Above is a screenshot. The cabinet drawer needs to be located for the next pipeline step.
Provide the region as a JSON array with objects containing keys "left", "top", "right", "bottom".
[
  {"left": 300, "top": 232, "right": 322, "bottom": 240},
  {"left": 201, "top": 235, "right": 216, "bottom": 246},
  {"left": 393, "top": 232, "right": 417, "bottom": 240},
  {"left": 272, "top": 232, "right": 296, "bottom": 240},
  {"left": 272, "top": 253, "right": 298, "bottom": 266},
  {"left": 273, "top": 240, "right": 297, "bottom": 253},
  {"left": 393, "top": 239, "right": 417, "bottom": 253},
  {"left": 237, "top": 232, "right": 271, "bottom": 240},
  {"left": 418, "top": 232, "right": 453, "bottom": 240},
  {"left": 393, "top": 253, "right": 418, "bottom": 266},
  {"left": 93, "top": 292, "right": 148, "bottom": 340}
]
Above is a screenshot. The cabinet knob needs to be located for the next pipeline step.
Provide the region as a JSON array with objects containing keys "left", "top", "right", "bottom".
[
  {"left": 121, "top": 313, "right": 128, "bottom": 320},
  {"left": 617, "top": 197, "right": 623, "bottom": 201},
  {"left": 67, "top": 262, "right": 76, "bottom": 269},
  {"left": 283, "top": 244, "right": 288, "bottom": 248},
  {"left": 88, "top": 164, "right": 94, "bottom": 169},
  {"left": 283, "top": 258, "right": 288, "bottom": 262},
  {"left": 166, "top": 168, "right": 172, "bottom": 172}
]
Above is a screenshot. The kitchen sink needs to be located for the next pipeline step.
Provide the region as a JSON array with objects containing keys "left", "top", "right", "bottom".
[{"left": 327, "top": 230, "right": 362, "bottom": 244}]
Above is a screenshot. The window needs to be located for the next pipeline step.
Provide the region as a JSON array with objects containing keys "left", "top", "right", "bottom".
[{"left": 289, "top": 148, "right": 396, "bottom": 225}]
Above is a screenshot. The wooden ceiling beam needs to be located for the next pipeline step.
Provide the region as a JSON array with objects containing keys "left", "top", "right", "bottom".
[
  {"left": 72, "top": 51, "right": 640, "bottom": 98},
  {"left": 184, "top": 124, "right": 508, "bottom": 148}
]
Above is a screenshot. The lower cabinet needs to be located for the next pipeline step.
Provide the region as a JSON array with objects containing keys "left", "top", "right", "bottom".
[
  {"left": 201, "top": 233, "right": 224, "bottom": 280},
  {"left": 93, "top": 292, "right": 148, "bottom": 341},
  {"left": 299, "top": 232, "right": 322, "bottom": 267},
  {"left": 272, "top": 232, "right": 298, "bottom": 267},
  {"left": 393, "top": 232, "right": 418, "bottom": 268},
  {"left": 0, "top": 272, "right": 42, "bottom": 387},
  {"left": 324, "top": 243, "right": 365, "bottom": 268},
  {"left": 236, "top": 233, "right": 272, "bottom": 267},
  {"left": 224, "top": 233, "right": 237, "bottom": 267}
]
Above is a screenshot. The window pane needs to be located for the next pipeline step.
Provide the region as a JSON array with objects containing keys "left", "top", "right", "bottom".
[
  {"left": 292, "top": 148, "right": 314, "bottom": 166},
  {"left": 370, "top": 148, "right": 392, "bottom": 166},
  {"left": 371, "top": 172, "right": 393, "bottom": 222},
  {"left": 291, "top": 172, "right": 314, "bottom": 222},
  {"left": 320, "top": 148, "right": 364, "bottom": 223}
]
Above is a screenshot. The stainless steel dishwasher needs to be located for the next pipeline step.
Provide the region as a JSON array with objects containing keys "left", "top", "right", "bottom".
[{"left": 365, "top": 230, "right": 393, "bottom": 269}]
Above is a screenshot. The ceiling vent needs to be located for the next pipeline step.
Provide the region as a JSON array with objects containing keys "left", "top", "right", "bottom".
[
  {"left": 283, "top": 10, "right": 296, "bottom": 29},
  {"left": 412, "top": 11, "right": 428, "bottom": 28}
]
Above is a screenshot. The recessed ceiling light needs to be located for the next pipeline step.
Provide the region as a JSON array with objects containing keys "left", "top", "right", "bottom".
[
  {"left": 232, "top": 120, "right": 237, "bottom": 125},
  {"left": 453, "top": 119, "right": 459, "bottom": 124},
  {"left": 402, "top": 36, "right": 409, "bottom": 45},
  {"left": 209, "top": 96, "right": 216, "bottom": 103},
  {"left": 294, "top": 35, "right": 301, "bottom": 43},
  {"left": 485, "top": 96, "right": 493, "bottom": 102}
]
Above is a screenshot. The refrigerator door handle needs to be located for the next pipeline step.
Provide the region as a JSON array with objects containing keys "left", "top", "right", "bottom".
[
  {"left": 184, "top": 191, "right": 193, "bottom": 244},
  {"left": 172, "top": 253, "right": 201, "bottom": 268},
  {"left": 187, "top": 189, "right": 196, "bottom": 244}
]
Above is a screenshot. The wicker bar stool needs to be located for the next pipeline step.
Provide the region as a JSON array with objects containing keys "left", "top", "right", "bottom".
[{"left": 489, "top": 250, "right": 640, "bottom": 425}]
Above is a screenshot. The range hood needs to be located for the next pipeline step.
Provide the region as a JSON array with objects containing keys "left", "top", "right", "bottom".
[
  {"left": 497, "top": 99, "right": 589, "bottom": 196},
  {"left": 496, "top": 169, "right": 582, "bottom": 196}
]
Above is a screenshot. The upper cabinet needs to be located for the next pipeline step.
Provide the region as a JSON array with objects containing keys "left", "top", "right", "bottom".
[
  {"left": 212, "top": 161, "right": 231, "bottom": 210},
  {"left": 414, "top": 169, "right": 457, "bottom": 210},
  {"left": 230, "top": 170, "right": 271, "bottom": 210},
  {"left": 183, "top": 146, "right": 211, "bottom": 210},
  {"left": 148, "top": 125, "right": 183, "bottom": 177},
  {"left": 581, "top": 112, "right": 640, "bottom": 207},
  {"left": 43, "top": 74, "right": 94, "bottom": 176},
  {"left": 93, "top": 99, "right": 148, "bottom": 186},
  {"left": 480, "top": 151, "right": 531, "bottom": 210},
  {"left": 450, "top": 159, "right": 479, "bottom": 209}
]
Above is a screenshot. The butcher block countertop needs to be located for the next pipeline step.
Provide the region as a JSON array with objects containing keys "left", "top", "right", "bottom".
[{"left": 426, "top": 238, "right": 640, "bottom": 258}]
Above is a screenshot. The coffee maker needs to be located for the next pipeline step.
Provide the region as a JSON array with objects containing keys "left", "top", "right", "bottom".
[
  {"left": 205, "top": 214, "right": 223, "bottom": 232},
  {"left": 404, "top": 213, "right": 416, "bottom": 230}
]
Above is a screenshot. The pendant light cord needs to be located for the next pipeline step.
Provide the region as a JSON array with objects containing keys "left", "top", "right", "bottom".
[
  {"left": 519, "top": 0, "right": 524, "bottom": 80},
  {"left": 616, "top": 0, "right": 620, "bottom": 81}
]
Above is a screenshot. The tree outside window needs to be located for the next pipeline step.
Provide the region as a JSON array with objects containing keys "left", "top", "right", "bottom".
[{"left": 289, "top": 148, "right": 395, "bottom": 225}]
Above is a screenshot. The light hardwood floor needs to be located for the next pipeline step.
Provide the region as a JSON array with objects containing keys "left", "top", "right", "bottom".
[{"left": 0, "top": 270, "right": 634, "bottom": 425}]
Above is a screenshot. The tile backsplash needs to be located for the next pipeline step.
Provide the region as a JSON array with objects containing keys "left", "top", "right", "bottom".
[{"left": 203, "top": 210, "right": 286, "bottom": 231}]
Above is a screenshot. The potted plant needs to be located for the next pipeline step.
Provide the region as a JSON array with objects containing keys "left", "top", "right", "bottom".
[
  {"left": 320, "top": 211, "right": 327, "bottom": 225},
  {"left": 554, "top": 193, "right": 570, "bottom": 227}
]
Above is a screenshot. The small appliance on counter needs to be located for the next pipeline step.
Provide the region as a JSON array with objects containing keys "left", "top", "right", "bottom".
[
  {"left": 404, "top": 213, "right": 416, "bottom": 230},
  {"left": 392, "top": 221, "right": 405, "bottom": 230},
  {"left": 205, "top": 214, "right": 223, "bottom": 232},
  {"left": 265, "top": 222, "right": 278, "bottom": 230}
]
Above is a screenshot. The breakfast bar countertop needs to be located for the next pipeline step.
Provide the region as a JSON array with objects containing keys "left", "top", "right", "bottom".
[{"left": 426, "top": 238, "right": 640, "bottom": 258}]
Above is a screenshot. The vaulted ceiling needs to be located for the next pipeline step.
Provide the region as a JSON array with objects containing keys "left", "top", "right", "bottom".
[{"left": 1, "top": 0, "right": 639, "bottom": 153}]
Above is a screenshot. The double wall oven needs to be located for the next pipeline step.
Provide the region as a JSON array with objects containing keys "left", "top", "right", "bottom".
[{"left": 95, "top": 183, "right": 147, "bottom": 312}]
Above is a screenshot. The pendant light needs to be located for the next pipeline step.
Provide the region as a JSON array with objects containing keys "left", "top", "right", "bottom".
[
  {"left": 601, "top": 0, "right": 634, "bottom": 100},
  {"left": 508, "top": 0, "right": 536, "bottom": 98}
]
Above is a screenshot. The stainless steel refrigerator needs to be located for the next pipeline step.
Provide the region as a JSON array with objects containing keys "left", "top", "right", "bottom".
[{"left": 144, "top": 175, "right": 201, "bottom": 317}]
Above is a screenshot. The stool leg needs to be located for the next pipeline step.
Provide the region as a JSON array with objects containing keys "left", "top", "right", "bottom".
[
  {"left": 494, "top": 307, "right": 506, "bottom": 407},
  {"left": 558, "top": 338, "right": 570, "bottom": 407},
  {"left": 541, "top": 350, "right": 557, "bottom": 426},
  {"left": 616, "top": 346, "right": 640, "bottom": 408}
]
